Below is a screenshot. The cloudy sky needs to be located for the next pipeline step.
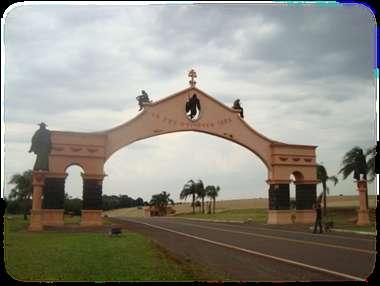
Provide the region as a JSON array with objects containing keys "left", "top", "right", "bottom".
[{"left": 2, "top": 3, "right": 377, "bottom": 203}]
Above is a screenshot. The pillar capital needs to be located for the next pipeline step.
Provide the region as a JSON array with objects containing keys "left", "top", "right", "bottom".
[
  {"left": 293, "top": 180, "right": 320, "bottom": 185},
  {"left": 81, "top": 173, "right": 107, "bottom": 181},
  {"left": 266, "top": 179, "right": 291, "bottom": 185},
  {"left": 32, "top": 171, "right": 49, "bottom": 186},
  {"left": 45, "top": 172, "right": 68, "bottom": 179}
]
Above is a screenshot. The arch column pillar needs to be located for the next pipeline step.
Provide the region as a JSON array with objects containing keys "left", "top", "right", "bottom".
[
  {"left": 42, "top": 172, "right": 67, "bottom": 226},
  {"left": 81, "top": 173, "right": 106, "bottom": 226},
  {"left": 28, "top": 171, "right": 48, "bottom": 231},
  {"left": 294, "top": 180, "right": 318, "bottom": 224},
  {"left": 266, "top": 180, "right": 292, "bottom": 224}
]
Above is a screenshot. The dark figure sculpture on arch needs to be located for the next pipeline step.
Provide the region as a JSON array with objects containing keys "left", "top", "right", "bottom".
[
  {"left": 136, "top": 90, "right": 152, "bottom": 111},
  {"left": 29, "top": 122, "right": 52, "bottom": 171},
  {"left": 233, "top": 99, "right": 244, "bottom": 118},
  {"left": 185, "top": 94, "right": 201, "bottom": 120}
]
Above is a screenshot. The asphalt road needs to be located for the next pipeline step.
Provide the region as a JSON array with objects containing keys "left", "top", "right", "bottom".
[{"left": 113, "top": 216, "right": 376, "bottom": 282}]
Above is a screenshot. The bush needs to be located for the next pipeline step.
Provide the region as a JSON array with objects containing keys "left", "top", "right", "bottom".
[
  {"left": 64, "top": 198, "right": 82, "bottom": 216},
  {"left": 5, "top": 199, "right": 32, "bottom": 215}
]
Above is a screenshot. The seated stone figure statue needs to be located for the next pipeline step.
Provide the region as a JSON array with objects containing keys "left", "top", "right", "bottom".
[
  {"left": 136, "top": 90, "right": 152, "bottom": 111},
  {"left": 232, "top": 99, "right": 244, "bottom": 118}
]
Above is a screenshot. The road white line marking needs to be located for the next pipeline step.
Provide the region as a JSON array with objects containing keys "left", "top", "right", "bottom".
[
  {"left": 171, "top": 221, "right": 375, "bottom": 254},
  {"left": 125, "top": 218, "right": 365, "bottom": 281},
  {"left": 170, "top": 217, "right": 375, "bottom": 242}
]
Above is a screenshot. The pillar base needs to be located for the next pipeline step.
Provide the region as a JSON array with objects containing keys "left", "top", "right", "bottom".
[
  {"left": 295, "top": 210, "right": 316, "bottom": 224},
  {"left": 42, "top": 209, "right": 64, "bottom": 226},
  {"left": 267, "top": 210, "right": 293, "bottom": 224},
  {"left": 28, "top": 210, "right": 43, "bottom": 231},
  {"left": 81, "top": 210, "right": 102, "bottom": 226},
  {"left": 357, "top": 209, "right": 370, "bottom": 226}
]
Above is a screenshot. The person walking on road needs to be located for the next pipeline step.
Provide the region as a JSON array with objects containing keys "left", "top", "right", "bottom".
[{"left": 313, "top": 203, "right": 323, "bottom": 234}]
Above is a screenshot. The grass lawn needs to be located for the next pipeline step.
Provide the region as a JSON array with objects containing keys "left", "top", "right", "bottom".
[
  {"left": 4, "top": 216, "right": 229, "bottom": 282},
  {"left": 63, "top": 215, "right": 112, "bottom": 225},
  {"left": 176, "top": 208, "right": 376, "bottom": 233},
  {"left": 323, "top": 207, "right": 376, "bottom": 233},
  {"left": 176, "top": 208, "right": 268, "bottom": 223}
]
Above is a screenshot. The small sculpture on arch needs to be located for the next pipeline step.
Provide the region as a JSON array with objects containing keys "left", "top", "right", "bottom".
[
  {"left": 232, "top": 99, "right": 244, "bottom": 118},
  {"left": 136, "top": 90, "right": 152, "bottom": 111}
]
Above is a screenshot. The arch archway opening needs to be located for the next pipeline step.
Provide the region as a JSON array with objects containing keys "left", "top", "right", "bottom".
[
  {"left": 103, "top": 131, "right": 268, "bottom": 211},
  {"left": 64, "top": 165, "right": 85, "bottom": 224},
  {"left": 289, "top": 171, "right": 304, "bottom": 211}
]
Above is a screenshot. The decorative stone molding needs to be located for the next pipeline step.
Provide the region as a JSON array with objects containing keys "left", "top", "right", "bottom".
[
  {"left": 81, "top": 173, "right": 107, "bottom": 181},
  {"left": 32, "top": 170, "right": 49, "bottom": 186},
  {"left": 70, "top": 147, "right": 83, "bottom": 152}
]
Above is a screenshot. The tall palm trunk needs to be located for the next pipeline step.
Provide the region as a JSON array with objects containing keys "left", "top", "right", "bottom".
[
  {"left": 213, "top": 198, "right": 216, "bottom": 214},
  {"left": 201, "top": 197, "right": 205, "bottom": 213},
  {"left": 358, "top": 181, "right": 369, "bottom": 209}
]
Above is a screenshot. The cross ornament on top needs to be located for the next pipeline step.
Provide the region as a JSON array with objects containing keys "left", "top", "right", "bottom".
[{"left": 188, "top": 69, "right": 197, "bottom": 87}]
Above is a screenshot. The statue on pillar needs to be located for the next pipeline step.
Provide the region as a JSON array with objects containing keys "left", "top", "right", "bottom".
[
  {"left": 29, "top": 122, "right": 52, "bottom": 171},
  {"left": 232, "top": 99, "right": 244, "bottom": 118},
  {"left": 353, "top": 149, "right": 367, "bottom": 181}
]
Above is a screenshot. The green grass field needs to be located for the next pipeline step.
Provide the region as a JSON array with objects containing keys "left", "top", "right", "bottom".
[
  {"left": 176, "top": 207, "right": 376, "bottom": 233},
  {"left": 4, "top": 216, "right": 228, "bottom": 282},
  {"left": 322, "top": 208, "right": 376, "bottom": 232},
  {"left": 177, "top": 208, "right": 268, "bottom": 223},
  {"left": 63, "top": 215, "right": 112, "bottom": 225}
]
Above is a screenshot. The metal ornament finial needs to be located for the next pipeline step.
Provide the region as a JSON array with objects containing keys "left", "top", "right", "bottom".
[{"left": 188, "top": 69, "right": 197, "bottom": 87}]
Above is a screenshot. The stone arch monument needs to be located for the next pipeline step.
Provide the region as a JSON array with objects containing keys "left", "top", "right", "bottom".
[{"left": 29, "top": 70, "right": 319, "bottom": 231}]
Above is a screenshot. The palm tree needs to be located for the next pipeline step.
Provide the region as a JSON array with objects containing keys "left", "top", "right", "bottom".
[
  {"left": 8, "top": 170, "right": 33, "bottom": 219},
  {"left": 180, "top": 180, "right": 197, "bottom": 214},
  {"left": 206, "top": 185, "right": 220, "bottom": 214},
  {"left": 338, "top": 146, "right": 376, "bottom": 209},
  {"left": 195, "top": 180, "right": 206, "bottom": 214},
  {"left": 338, "top": 147, "right": 366, "bottom": 180},
  {"left": 365, "top": 145, "right": 376, "bottom": 182},
  {"left": 149, "top": 191, "right": 174, "bottom": 216},
  {"left": 316, "top": 164, "right": 338, "bottom": 216}
]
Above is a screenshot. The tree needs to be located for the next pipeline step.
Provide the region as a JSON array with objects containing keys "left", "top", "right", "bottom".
[
  {"left": 195, "top": 180, "right": 206, "bottom": 213},
  {"left": 8, "top": 170, "right": 33, "bottom": 219},
  {"left": 205, "top": 185, "right": 220, "bottom": 214},
  {"left": 180, "top": 180, "right": 197, "bottom": 214},
  {"left": 136, "top": 197, "right": 144, "bottom": 206},
  {"left": 338, "top": 145, "right": 376, "bottom": 181},
  {"left": 149, "top": 191, "right": 174, "bottom": 215},
  {"left": 64, "top": 197, "right": 82, "bottom": 216},
  {"left": 338, "top": 146, "right": 376, "bottom": 209},
  {"left": 317, "top": 164, "right": 338, "bottom": 216},
  {"left": 365, "top": 145, "right": 377, "bottom": 182}
]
